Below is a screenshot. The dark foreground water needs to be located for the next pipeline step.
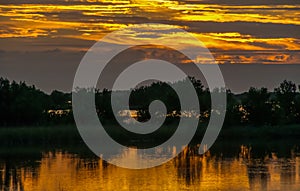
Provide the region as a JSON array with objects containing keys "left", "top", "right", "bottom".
[{"left": 0, "top": 140, "right": 300, "bottom": 191}]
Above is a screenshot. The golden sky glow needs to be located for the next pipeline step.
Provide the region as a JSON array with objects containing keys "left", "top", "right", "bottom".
[{"left": 0, "top": 0, "right": 299, "bottom": 65}]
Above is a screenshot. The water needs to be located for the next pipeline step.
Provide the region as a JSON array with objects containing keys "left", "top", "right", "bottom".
[{"left": 0, "top": 142, "right": 300, "bottom": 191}]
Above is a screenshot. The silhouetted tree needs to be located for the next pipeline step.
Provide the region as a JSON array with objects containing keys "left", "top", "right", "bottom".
[
  {"left": 224, "top": 90, "right": 244, "bottom": 126},
  {"left": 274, "top": 80, "right": 297, "bottom": 124},
  {"left": 49, "top": 90, "right": 70, "bottom": 109},
  {"left": 1, "top": 77, "right": 300, "bottom": 127},
  {"left": 0, "top": 78, "right": 10, "bottom": 126},
  {"left": 242, "top": 87, "right": 272, "bottom": 125},
  {"left": 295, "top": 85, "right": 300, "bottom": 123}
]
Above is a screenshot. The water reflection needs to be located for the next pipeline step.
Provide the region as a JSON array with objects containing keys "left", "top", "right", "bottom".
[{"left": 1, "top": 145, "right": 300, "bottom": 191}]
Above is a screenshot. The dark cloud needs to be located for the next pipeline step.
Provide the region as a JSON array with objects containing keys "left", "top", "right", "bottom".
[
  {"left": 0, "top": 0, "right": 124, "bottom": 5},
  {"left": 212, "top": 50, "right": 300, "bottom": 64},
  {"left": 248, "top": 42, "right": 286, "bottom": 50},
  {"left": 0, "top": 0, "right": 299, "bottom": 93},
  {"left": 0, "top": 37, "right": 95, "bottom": 51},
  {"left": 184, "top": 0, "right": 300, "bottom": 5},
  {"left": 185, "top": 22, "right": 300, "bottom": 38},
  {"left": 0, "top": 47, "right": 300, "bottom": 93}
]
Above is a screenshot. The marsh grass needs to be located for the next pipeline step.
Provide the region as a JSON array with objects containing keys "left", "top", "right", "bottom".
[
  {"left": 0, "top": 125, "right": 81, "bottom": 146},
  {"left": 218, "top": 124, "right": 300, "bottom": 140},
  {"left": 0, "top": 123, "right": 299, "bottom": 146}
]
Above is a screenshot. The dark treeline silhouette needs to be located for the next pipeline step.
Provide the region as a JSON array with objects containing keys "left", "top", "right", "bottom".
[
  {"left": 95, "top": 77, "right": 211, "bottom": 123},
  {"left": 0, "top": 77, "right": 299, "bottom": 127},
  {"left": 225, "top": 80, "right": 300, "bottom": 126},
  {"left": 0, "top": 78, "right": 72, "bottom": 126}
]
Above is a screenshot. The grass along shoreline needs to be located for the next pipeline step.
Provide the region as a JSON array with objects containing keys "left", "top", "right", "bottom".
[{"left": 0, "top": 124, "right": 299, "bottom": 146}]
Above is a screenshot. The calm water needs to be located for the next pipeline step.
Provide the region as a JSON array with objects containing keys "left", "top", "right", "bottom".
[{"left": 0, "top": 142, "right": 300, "bottom": 191}]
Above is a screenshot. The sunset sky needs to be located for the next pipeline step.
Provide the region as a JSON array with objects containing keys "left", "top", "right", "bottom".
[{"left": 0, "top": 0, "right": 299, "bottom": 92}]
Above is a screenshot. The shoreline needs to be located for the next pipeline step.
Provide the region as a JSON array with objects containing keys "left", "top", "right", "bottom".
[{"left": 0, "top": 124, "right": 299, "bottom": 146}]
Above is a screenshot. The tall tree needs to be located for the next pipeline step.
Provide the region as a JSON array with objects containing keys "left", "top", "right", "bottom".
[
  {"left": 0, "top": 78, "right": 10, "bottom": 125},
  {"left": 224, "top": 90, "right": 244, "bottom": 126},
  {"left": 242, "top": 87, "right": 272, "bottom": 125},
  {"left": 274, "top": 80, "right": 297, "bottom": 124}
]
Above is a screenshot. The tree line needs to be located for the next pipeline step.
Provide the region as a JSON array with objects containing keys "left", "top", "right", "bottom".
[
  {"left": 0, "top": 78, "right": 72, "bottom": 126},
  {"left": 0, "top": 77, "right": 299, "bottom": 127}
]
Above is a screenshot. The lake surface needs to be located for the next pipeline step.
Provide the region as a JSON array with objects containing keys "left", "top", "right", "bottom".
[{"left": 0, "top": 141, "right": 300, "bottom": 191}]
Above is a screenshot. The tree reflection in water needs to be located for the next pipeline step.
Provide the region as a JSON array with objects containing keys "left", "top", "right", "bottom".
[{"left": 0, "top": 143, "right": 300, "bottom": 191}]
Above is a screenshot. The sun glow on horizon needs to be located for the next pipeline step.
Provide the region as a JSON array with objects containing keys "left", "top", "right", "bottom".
[{"left": 0, "top": 0, "right": 299, "bottom": 64}]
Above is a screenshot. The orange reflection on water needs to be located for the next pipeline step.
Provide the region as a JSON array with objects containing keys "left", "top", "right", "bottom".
[{"left": 0, "top": 146, "right": 295, "bottom": 191}]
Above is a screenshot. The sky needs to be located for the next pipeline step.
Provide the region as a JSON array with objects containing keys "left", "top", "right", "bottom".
[{"left": 0, "top": 0, "right": 299, "bottom": 93}]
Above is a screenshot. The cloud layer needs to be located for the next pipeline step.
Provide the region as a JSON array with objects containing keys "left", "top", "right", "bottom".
[{"left": 0, "top": 0, "right": 299, "bottom": 92}]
